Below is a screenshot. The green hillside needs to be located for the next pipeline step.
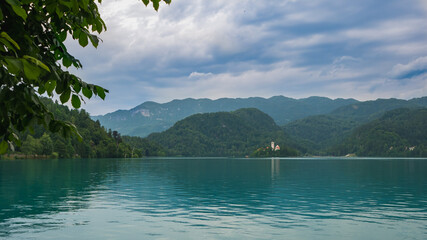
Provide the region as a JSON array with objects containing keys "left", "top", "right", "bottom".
[
  {"left": 330, "top": 108, "right": 427, "bottom": 157},
  {"left": 5, "top": 97, "right": 426, "bottom": 158},
  {"left": 147, "top": 108, "right": 298, "bottom": 157},
  {"left": 3, "top": 98, "right": 162, "bottom": 159},
  {"left": 283, "top": 97, "right": 427, "bottom": 155},
  {"left": 93, "top": 96, "right": 358, "bottom": 137},
  {"left": 283, "top": 115, "right": 358, "bottom": 154}
]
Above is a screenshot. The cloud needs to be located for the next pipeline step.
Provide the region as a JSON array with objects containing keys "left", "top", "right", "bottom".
[
  {"left": 139, "top": 60, "right": 381, "bottom": 104},
  {"left": 189, "top": 72, "right": 213, "bottom": 78},
  {"left": 62, "top": 0, "right": 427, "bottom": 115},
  {"left": 389, "top": 57, "right": 427, "bottom": 79}
]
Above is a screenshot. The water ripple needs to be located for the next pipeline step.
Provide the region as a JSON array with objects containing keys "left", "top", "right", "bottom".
[{"left": 1, "top": 158, "right": 426, "bottom": 239}]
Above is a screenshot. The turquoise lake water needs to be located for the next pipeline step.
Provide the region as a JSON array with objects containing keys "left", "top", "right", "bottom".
[{"left": 0, "top": 158, "right": 426, "bottom": 239}]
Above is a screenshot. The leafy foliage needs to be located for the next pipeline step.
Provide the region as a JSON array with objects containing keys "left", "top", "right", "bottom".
[{"left": 0, "top": 0, "right": 171, "bottom": 154}]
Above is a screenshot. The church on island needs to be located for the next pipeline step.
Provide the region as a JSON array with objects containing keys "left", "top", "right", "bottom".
[
  {"left": 252, "top": 141, "right": 281, "bottom": 157},
  {"left": 271, "top": 142, "right": 280, "bottom": 151}
]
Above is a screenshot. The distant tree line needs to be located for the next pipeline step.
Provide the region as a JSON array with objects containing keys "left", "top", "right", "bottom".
[
  {"left": 3, "top": 98, "right": 163, "bottom": 159},
  {"left": 2, "top": 98, "right": 426, "bottom": 159}
]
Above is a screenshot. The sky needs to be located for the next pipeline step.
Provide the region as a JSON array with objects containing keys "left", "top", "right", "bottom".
[{"left": 66, "top": 0, "right": 427, "bottom": 115}]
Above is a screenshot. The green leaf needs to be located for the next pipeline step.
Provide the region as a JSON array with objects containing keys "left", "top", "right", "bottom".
[
  {"left": 72, "top": 28, "right": 81, "bottom": 39},
  {"left": 0, "top": 39, "right": 15, "bottom": 53},
  {"left": 73, "top": 81, "right": 81, "bottom": 93},
  {"left": 4, "top": 57, "right": 23, "bottom": 75},
  {"left": 142, "top": 0, "right": 149, "bottom": 6},
  {"left": 45, "top": 80, "right": 57, "bottom": 94},
  {"left": 62, "top": 56, "right": 72, "bottom": 67},
  {"left": 88, "top": 34, "right": 99, "bottom": 48},
  {"left": 95, "top": 86, "right": 106, "bottom": 100},
  {"left": 82, "top": 87, "right": 92, "bottom": 99},
  {"left": 72, "top": 58, "right": 82, "bottom": 68},
  {"left": 94, "top": 20, "right": 103, "bottom": 33},
  {"left": 71, "top": 94, "right": 81, "bottom": 108},
  {"left": 6, "top": 0, "right": 27, "bottom": 21},
  {"left": 22, "top": 59, "right": 41, "bottom": 80},
  {"left": 38, "top": 85, "right": 46, "bottom": 94},
  {"left": 68, "top": 123, "right": 83, "bottom": 141},
  {"left": 0, "top": 32, "right": 20, "bottom": 50},
  {"left": 60, "top": 88, "right": 71, "bottom": 103},
  {"left": 0, "top": 8, "right": 3, "bottom": 21},
  {"left": 152, "top": 0, "right": 160, "bottom": 10},
  {"left": 56, "top": 7, "right": 64, "bottom": 18},
  {"left": 0, "top": 140, "right": 8, "bottom": 154},
  {"left": 46, "top": 2, "right": 56, "bottom": 14},
  {"left": 72, "top": 0, "right": 79, "bottom": 14},
  {"left": 55, "top": 80, "right": 64, "bottom": 94},
  {"left": 78, "top": 33, "right": 88, "bottom": 47},
  {"left": 59, "top": 0, "right": 73, "bottom": 9},
  {"left": 79, "top": 0, "right": 89, "bottom": 11},
  {"left": 23, "top": 55, "right": 50, "bottom": 72},
  {"left": 59, "top": 31, "right": 67, "bottom": 42}
]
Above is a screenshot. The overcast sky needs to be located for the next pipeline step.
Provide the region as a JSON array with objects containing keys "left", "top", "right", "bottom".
[{"left": 67, "top": 0, "right": 427, "bottom": 115}]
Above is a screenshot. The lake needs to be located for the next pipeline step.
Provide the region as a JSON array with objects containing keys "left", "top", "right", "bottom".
[{"left": 0, "top": 158, "right": 426, "bottom": 239}]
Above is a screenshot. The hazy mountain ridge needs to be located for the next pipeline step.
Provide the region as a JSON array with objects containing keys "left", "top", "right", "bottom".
[{"left": 93, "top": 96, "right": 358, "bottom": 137}]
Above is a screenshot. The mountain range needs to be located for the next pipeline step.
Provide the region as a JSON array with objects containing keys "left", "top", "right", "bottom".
[
  {"left": 93, "top": 96, "right": 427, "bottom": 139},
  {"left": 143, "top": 105, "right": 426, "bottom": 157},
  {"left": 92, "top": 96, "right": 358, "bottom": 137},
  {"left": 6, "top": 96, "right": 426, "bottom": 158}
]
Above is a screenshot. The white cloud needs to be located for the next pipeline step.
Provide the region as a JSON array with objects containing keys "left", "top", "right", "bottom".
[
  {"left": 189, "top": 72, "right": 213, "bottom": 78},
  {"left": 94, "top": 0, "right": 273, "bottom": 70},
  {"left": 389, "top": 56, "right": 427, "bottom": 79},
  {"left": 138, "top": 59, "right": 382, "bottom": 104},
  {"left": 61, "top": 0, "right": 427, "bottom": 115},
  {"left": 344, "top": 18, "right": 426, "bottom": 43}
]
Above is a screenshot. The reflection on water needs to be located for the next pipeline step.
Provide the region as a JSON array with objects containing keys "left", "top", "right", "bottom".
[{"left": 0, "top": 158, "right": 426, "bottom": 239}]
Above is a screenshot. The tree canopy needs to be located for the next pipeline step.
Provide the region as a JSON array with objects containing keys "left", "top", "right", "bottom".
[{"left": 0, "top": 0, "right": 171, "bottom": 153}]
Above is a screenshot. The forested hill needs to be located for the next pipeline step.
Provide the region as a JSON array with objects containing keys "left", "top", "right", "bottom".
[
  {"left": 93, "top": 96, "right": 357, "bottom": 137},
  {"left": 283, "top": 97, "right": 427, "bottom": 155},
  {"left": 4, "top": 98, "right": 162, "bottom": 159},
  {"left": 147, "top": 108, "right": 298, "bottom": 157},
  {"left": 330, "top": 108, "right": 427, "bottom": 157}
]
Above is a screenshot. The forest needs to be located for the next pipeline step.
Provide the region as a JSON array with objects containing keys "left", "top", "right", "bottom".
[
  {"left": 147, "top": 108, "right": 299, "bottom": 157},
  {"left": 1, "top": 98, "right": 160, "bottom": 159},
  {"left": 2, "top": 98, "right": 427, "bottom": 158},
  {"left": 329, "top": 108, "right": 427, "bottom": 157}
]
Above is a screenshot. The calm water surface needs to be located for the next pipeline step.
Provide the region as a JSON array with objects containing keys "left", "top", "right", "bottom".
[{"left": 0, "top": 158, "right": 426, "bottom": 239}]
